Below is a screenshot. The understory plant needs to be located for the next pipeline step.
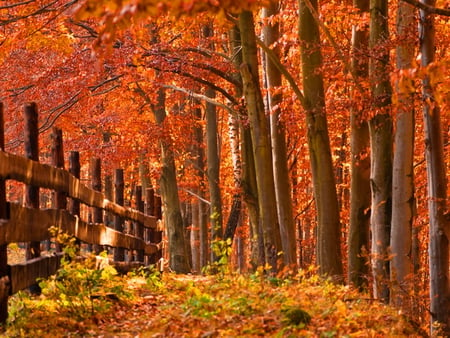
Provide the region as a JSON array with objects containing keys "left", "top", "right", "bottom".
[{"left": 38, "top": 228, "right": 132, "bottom": 320}]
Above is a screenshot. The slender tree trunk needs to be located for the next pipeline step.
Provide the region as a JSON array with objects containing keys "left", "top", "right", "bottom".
[
  {"left": 298, "top": 0, "right": 343, "bottom": 279},
  {"left": 263, "top": 1, "right": 297, "bottom": 269},
  {"left": 390, "top": 2, "right": 416, "bottom": 309},
  {"left": 153, "top": 88, "right": 191, "bottom": 273},
  {"left": 239, "top": 10, "right": 283, "bottom": 272},
  {"left": 223, "top": 110, "right": 242, "bottom": 243},
  {"left": 202, "top": 23, "right": 223, "bottom": 262},
  {"left": 205, "top": 87, "right": 223, "bottom": 254},
  {"left": 229, "top": 23, "right": 264, "bottom": 269},
  {"left": 419, "top": 1, "right": 450, "bottom": 333},
  {"left": 192, "top": 105, "right": 207, "bottom": 271},
  {"left": 348, "top": 0, "right": 371, "bottom": 289},
  {"left": 369, "top": 0, "right": 393, "bottom": 302}
]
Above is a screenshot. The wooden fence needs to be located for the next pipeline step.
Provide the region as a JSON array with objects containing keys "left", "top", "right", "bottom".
[{"left": 0, "top": 102, "right": 163, "bottom": 324}]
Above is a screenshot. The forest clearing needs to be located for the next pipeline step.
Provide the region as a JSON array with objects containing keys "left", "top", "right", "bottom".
[{"left": 0, "top": 0, "right": 449, "bottom": 336}]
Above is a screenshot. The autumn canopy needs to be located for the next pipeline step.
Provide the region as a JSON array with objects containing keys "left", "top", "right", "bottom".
[{"left": 0, "top": 0, "right": 449, "bottom": 335}]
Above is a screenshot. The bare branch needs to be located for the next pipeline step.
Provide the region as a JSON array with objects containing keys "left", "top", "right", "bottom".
[
  {"left": 91, "top": 84, "right": 120, "bottom": 96},
  {"left": 163, "top": 84, "right": 235, "bottom": 113},
  {"left": 180, "top": 188, "right": 211, "bottom": 205},
  {"left": 0, "top": 0, "right": 36, "bottom": 10},
  {"left": 88, "top": 75, "right": 123, "bottom": 92},
  {"left": 150, "top": 65, "right": 238, "bottom": 106},
  {"left": 401, "top": 0, "right": 450, "bottom": 16},
  {"left": 68, "top": 19, "right": 98, "bottom": 38}
]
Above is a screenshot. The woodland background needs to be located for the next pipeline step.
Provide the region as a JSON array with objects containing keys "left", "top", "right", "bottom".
[{"left": 0, "top": 0, "right": 449, "bottom": 335}]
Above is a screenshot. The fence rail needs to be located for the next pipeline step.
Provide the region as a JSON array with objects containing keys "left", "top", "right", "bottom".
[{"left": 0, "top": 102, "right": 163, "bottom": 324}]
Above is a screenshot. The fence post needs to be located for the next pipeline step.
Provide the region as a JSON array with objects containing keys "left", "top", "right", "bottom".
[
  {"left": 104, "top": 175, "right": 113, "bottom": 228},
  {"left": 24, "top": 103, "right": 41, "bottom": 294},
  {"left": 90, "top": 158, "right": 102, "bottom": 254},
  {"left": 0, "top": 103, "right": 9, "bottom": 324},
  {"left": 135, "top": 186, "right": 144, "bottom": 262},
  {"left": 24, "top": 104, "right": 41, "bottom": 256},
  {"left": 68, "top": 151, "right": 81, "bottom": 253},
  {"left": 114, "top": 169, "right": 125, "bottom": 261},
  {"left": 51, "top": 127, "right": 66, "bottom": 252},
  {"left": 144, "top": 188, "right": 155, "bottom": 265}
]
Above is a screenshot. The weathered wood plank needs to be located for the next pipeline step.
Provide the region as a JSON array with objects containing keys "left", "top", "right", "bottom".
[
  {"left": 9, "top": 253, "right": 63, "bottom": 294},
  {"left": 0, "top": 204, "right": 159, "bottom": 255},
  {"left": 0, "top": 151, "right": 157, "bottom": 228}
]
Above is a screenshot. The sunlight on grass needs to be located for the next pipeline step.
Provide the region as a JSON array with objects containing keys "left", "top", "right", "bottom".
[{"left": 3, "top": 268, "right": 428, "bottom": 337}]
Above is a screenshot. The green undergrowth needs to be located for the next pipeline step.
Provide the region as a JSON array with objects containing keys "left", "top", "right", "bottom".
[{"left": 2, "top": 265, "right": 429, "bottom": 337}]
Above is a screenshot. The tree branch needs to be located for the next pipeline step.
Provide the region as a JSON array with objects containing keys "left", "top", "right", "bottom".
[
  {"left": 163, "top": 85, "right": 235, "bottom": 113},
  {"left": 150, "top": 65, "right": 238, "bottom": 106},
  {"left": 401, "top": 0, "right": 450, "bottom": 16},
  {"left": 255, "top": 37, "right": 307, "bottom": 108},
  {"left": 88, "top": 75, "right": 123, "bottom": 92},
  {"left": 68, "top": 19, "right": 98, "bottom": 37}
]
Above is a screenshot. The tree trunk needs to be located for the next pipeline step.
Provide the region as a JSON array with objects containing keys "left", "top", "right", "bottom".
[
  {"left": 348, "top": 0, "right": 371, "bottom": 290},
  {"left": 369, "top": 0, "right": 393, "bottom": 302},
  {"left": 239, "top": 10, "right": 283, "bottom": 272},
  {"left": 229, "top": 23, "right": 263, "bottom": 270},
  {"left": 154, "top": 88, "right": 191, "bottom": 273},
  {"left": 298, "top": 0, "right": 343, "bottom": 279},
  {"left": 192, "top": 105, "right": 207, "bottom": 271},
  {"left": 203, "top": 23, "right": 223, "bottom": 262},
  {"left": 419, "top": 1, "right": 450, "bottom": 333},
  {"left": 390, "top": 2, "right": 416, "bottom": 309},
  {"left": 262, "top": 1, "right": 297, "bottom": 269}
]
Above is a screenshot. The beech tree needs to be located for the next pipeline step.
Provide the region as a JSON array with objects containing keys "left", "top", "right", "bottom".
[
  {"left": 262, "top": 1, "right": 297, "bottom": 268},
  {"left": 239, "top": 10, "right": 283, "bottom": 271},
  {"left": 348, "top": 0, "right": 371, "bottom": 290},
  {"left": 368, "top": 0, "right": 393, "bottom": 302},
  {"left": 419, "top": 0, "right": 450, "bottom": 333},
  {"left": 298, "top": 0, "right": 343, "bottom": 279},
  {"left": 390, "top": 1, "right": 416, "bottom": 308}
]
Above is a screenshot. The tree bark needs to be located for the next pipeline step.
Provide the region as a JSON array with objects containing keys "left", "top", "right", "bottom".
[
  {"left": 298, "top": 0, "right": 343, "bottom": 279},
  {"left": 262, "top": 1, "right": 297, "bottom": 269},
  {"left": 348, "top": 0, "right": 371, "bottom": 290},
  {"left": 239, "top": 10, "right": 283, "bottom": 272},
  {"left": 390, "top": 1, "right": 416, "bottom": 309},
  {"left": 369, "top": 0, "right": 393, "bottom": 302},
  {"left": 203, "top": 23, "right": 223, "bottom": 262},
  {"left": 229, "top": 23, "right": 264, "bottom": 270},
  {"left": 419, "top": 0, "right": 450, "bottom": 333},
  {"left": 153, "top": 87, "right": 191, "bottom": 273}
]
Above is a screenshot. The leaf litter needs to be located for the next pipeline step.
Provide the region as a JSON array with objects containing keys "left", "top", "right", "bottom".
[{"left": 3, "top": 269, "right": 428, "bottom": 337}]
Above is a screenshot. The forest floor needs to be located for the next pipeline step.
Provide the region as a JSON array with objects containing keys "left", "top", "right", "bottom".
[{"left": 2, "top": 246, "right": 431, "bottom": 337}]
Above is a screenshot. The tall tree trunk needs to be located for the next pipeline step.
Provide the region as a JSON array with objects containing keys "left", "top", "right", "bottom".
[
  {"left": 230, "top": 23, "right": 264, "bottom": 269},
  {"left": 263, "top": 1, "right": 297, "bottom": 269},
  {"left": 203, "top": 23, "right": 223, "bottom": 261},
  {"left": 192, "top": 105, "right": 208, "bottom": 271},
  {"left": 390, "top": 2, "right": 416, "bottom": 309},
  {"left": 153, "top": 88, "right": 191, "bottom": 273},
  {"left": 230, "top": 25, "right": 264, "bottom": 269},
  {"left": 223, "top": 111, "right": 242, "bottom": 243},
  {"left": 419, "top": 1, "right": 450, "bottom": 333},
  {"left": 239, "top": 10, "right": 283, "bottom": 272},
  {"left": 348, "top": 0, "right": 371, "bottom": 290},
  {"left": 369, "top": 0, "right": 393, "bottom": 302},
  {"left": 298, "top": 0, "right": 343, "bottom": 279}
]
